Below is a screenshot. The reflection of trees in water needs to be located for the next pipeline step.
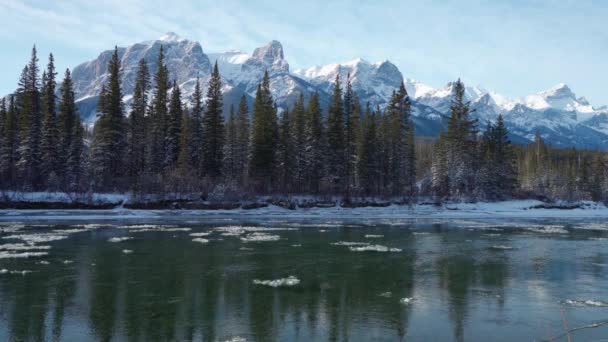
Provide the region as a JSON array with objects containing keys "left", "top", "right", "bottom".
[
  {"left": 0, "top": 227, "right": 518, "bottom": 341},
  {"left": 436, "top": 241, "right": 509, "bottom": 342}
]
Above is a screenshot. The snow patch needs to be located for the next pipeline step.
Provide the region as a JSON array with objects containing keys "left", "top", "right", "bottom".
[
  {"left": 489, "top": 245, "right": 515, "bottom": 250},
  {"left": 399, "top": 297, "right": 415, "bottom": 304},
  {"left": 253, "top": 276, "right": 300, "bottom": 287},
  {"left": 240, "top": 233, "right": 281, "bottom": 242},
  {"left": 192, "top": 238, "right": 209, "bottom": 244},
  {"left": 0, "top": 251, "right": 48, "bottom": 259},
  {"left": 349, "top": 245, "right": 401, "bottom": 252},
  {"left": 365, "top": 234, "right": 384, "bottom": 238},
  {"left": 563, "top": 299, "right": 608, "bottom": 307},
  {"left": 108, "top": 237, "right": 132, "bottom": 243},
  {"left": 122, "top": 249, "right": 133, "bottom": 254}
]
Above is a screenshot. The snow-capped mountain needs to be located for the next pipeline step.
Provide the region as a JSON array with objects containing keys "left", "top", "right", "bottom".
[{"left": 66, "top": 32, "right": 608, "bottom": 149}]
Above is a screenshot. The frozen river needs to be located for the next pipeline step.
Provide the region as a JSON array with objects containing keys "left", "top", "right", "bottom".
[{"left": 0, "top": 215, "right": 607, "bottom": 341}]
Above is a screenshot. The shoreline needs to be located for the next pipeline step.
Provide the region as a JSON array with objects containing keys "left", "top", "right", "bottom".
[{"left": 2, "top": 200, "right": 608, "bottom": 221}]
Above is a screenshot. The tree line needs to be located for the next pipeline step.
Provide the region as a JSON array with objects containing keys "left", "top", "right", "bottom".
[{"left": 1, "top": 45, "right": 606, "bottom": 203}]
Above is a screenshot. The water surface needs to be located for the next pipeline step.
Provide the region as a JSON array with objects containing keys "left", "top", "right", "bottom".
[{"left": 0, "top": 217, "right": 607, "bottom": 341}]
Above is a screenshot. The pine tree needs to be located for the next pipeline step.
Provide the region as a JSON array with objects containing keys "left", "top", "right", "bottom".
[
  {"left": 201, "top": 62, "right": 224, "bottom": 178},
  {"left": 0, "top": 99, "right": 7, "bottom": 188},
  {"left": 0, "top": 96, "right": 19, "bottom": 187},
  {"left": 291, "top": 94, "right": 307, "bottom": 192},
  {"left": 222, "top": 105, "right": 238, "bottom": 181},
  {"left": 90, "top": 47, "right": 126, "bottom": 190},
  {"left": 40, "top": 54, "right": 59, "bottom": 187},
  {"left": 277, "top": 108, "right": 296, "bottom": 192},
  {"left": 66, "top": 115, "right": 84, "bottom": 191},
  {"left": 234, "top": 95, "right": 250, "bottom": 186},
  {"left": 57, "top": 69, "right": 77, "bottom": 186},
  {"left": 16, "top": 46, "right": 42, "bottom": 189},
  {"left": 343, "top": 74, "right": 360, "bottom": 196},
  {"left": 189, "top": 77, "right": 203, "bottom": 171},
  {"left": 164, "top": 81, "right": 182, "bottom": 171},
  {"left": 326, "top": 74, "right": 345, "bottom": 192},
  {"left": 357, "top": 103, "right": 379, "bottom": 195},
  {"left": 177, "top": 107, "right": 192, "bottom": 174},
  {"left": 431, "top": 133, "right": 449, "bottom": 199},
  {"left": 127, "top": 59, "right": 149, "bottom": 178},
  {"left": 146, "top": 45, "right": 169, "bottom": 174},
  {"left": 444, "top": 79, "right": 478, "bottom": 198},
  {"left": 249, "top": 71, "right": 278, "bottom": 191},
  {"left": 304, "top": 92, "right": 325, "bottom": 193}
]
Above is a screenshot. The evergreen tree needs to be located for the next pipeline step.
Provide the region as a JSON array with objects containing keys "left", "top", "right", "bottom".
[
  {"left": 385, "top": 83, "right": 414, "bottom": 198},
  {"left": 0, "top": 99, "right": 7, "bottom": 188},
  {"left": 477, "top": 115, "right": 516, "bottom": 200},
  {"left": 277, "top": 108, "right": 296, "bottom": 192},
  {"left": 326, "top": 74, "right": 345, "bottom": 192},
  {"left": 304, "top": 92, "right": 324, "bottom": 193},
  {"left": 66, "top": 115, "right": 84, "bottom": 191},
  {"left": 249, "top": 71, "right": 278, "bottom": 191},
  {"left": 444, "top": 79, "right": 478, "bottom": 198},
  {"left": 189, "top": 77, "right": 203, "bottom": 171},
  {"left": 90, "top": 47, "right": 126, "bottom": 190},
  {"left": 40, "top": 54, "right": 59, "bottom": 187},
  {"left": 177, "top": 107, "right": 192, "bottom": 174},
  {"left": 16, "top": 46, "right": 42, "bottom": 189},
  {"left": 0, "top": 96, "right": 19, "bottom": 186},
  {"left": 291, "top": 94, "right": 307, "bottom": 192},
  {"left": 343, "top": 74, "right": 360, "bottom": 196},
  {"left": 127, "top": 59, "right": 149, "bottom": 178},
  {"left": 357, "top": 103, "right": 380, "bottom": 195},
  {"left": 201, "top": 62, "right": 224, "bottom": 178},
  {"left": 234, "top": 95, "right": 250, "bottom": 186},
  {"left": 222, "top": 105, "right": 238, "bottom": 181},
  {"left": 164, "top": 81, "right": 182, "bottom": 171},
  {"left": 57, "top": 69, "right": 77, "bottom": 186},
  {"left": 431, "top": 133, "right": 449, "bottom": 198},
  {"left": 147, "top": 45, "right": 169, "bottom": 174}
]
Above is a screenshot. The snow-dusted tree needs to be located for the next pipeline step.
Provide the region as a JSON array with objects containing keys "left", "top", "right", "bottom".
[
  {"left": 146, "top": 45, "right": 169, "bottom": 174},
  {"left": 343, "top": 74, "right": 361, "bottom": 196},
  {"left": 16, "top": 46, "right": 42, "bottom": 189},
  {"left": 40, "top": 54, "right": 59, "bottom": 188},
  {"left": 89, "top": 47, "right": 127, "bottom": 190},
  {"left": 201, "top": 62, "right": 224, "bottom": 178},
  {"left": 356, "top": 103, "right": 380, "bottom": 195},
  {"left": 325, "top": 74, "right": 345, "bottom": 193},
  {"left": 277, "top": 108, "right": 296, "bottom": 192},
  {"left": 304, "top": 92, "right": 325, "bottom": 193},
  {"left": 234, "top": 95, "right": 250, "bottom": 186},
  {"left": 164, "top": 81, "right": 182, "bottom": 171},
  {"left": 291, "top": 94, "right": 307, "bottom": 192},
  {"left": 249, "top": 71, "right": 278, "bottom": 192},
  {"left": 57, "top": 69, "right": 81, "bottom": 190},
  {"left": 127, "top": 59, "right": 149, "bottom": 178},
  {"left": 431, "top": 133, "right": 449, "bottom": 199},
  {"left": 189, "top": 77, "right": 203, "bottom": 171},
  {"left": 0, "top": 96, "right": 18, "bottom": 186}
]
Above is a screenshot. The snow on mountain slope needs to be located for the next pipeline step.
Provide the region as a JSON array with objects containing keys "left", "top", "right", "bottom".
[
  {"left": 294, "top": 58, "right": 403, "bottom": 107},
  {"left": 61, "top": 32, "right": 608, "bottom": 148}
]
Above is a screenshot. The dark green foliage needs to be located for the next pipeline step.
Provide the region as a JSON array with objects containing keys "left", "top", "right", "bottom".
[
  {"left": 325, "top": 74, "right": 345, "bottom": 192},
  {"left": 201, "top": 62, "right": 224, "bottom": 178},
  {"left": 249, "top": 71, "right": 278, "bottom": 191},
  {"left": 127, "top": 59, "right": 149, "bottom": 178},
  {"left": 164, "top": 81, "right": 182, "bottom": 171},
  {"left": 40, "top": 54, "right": 59, "bottom": 187},
  {"left": 89, "top": 47, "right": 126, "bottom": 189},
  {"left": 147, "top": 45, "right": 169, "bottom": 174}
]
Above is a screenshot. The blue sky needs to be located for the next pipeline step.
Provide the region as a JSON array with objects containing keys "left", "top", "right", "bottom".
[{"left": 1, "top": 0, "right": 607, "bottom": 104}]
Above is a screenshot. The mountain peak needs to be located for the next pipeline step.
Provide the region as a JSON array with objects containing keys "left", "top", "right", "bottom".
[
  {"left": 158, "top": 32, "right": 184, "bottom": 42},
  {"left": 252, "top": 40, "right": 284, "bottom": 63},
  {"left": 542, "top": 82, "right": 575, "bottom": 99}
]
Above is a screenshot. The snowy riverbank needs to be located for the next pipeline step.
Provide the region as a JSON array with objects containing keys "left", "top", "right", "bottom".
[{"left": 1, "top": 198, "right": 608, "bottom": 221}]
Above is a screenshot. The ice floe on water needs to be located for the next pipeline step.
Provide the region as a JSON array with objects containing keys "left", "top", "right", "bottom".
[
  {"left": 189, "top": 232, "right": 210, "bottom": 237},
  {"left": 3, "top": 233, "right": 68, "bottom": 244},
  {"left": 240, "top": 233, "right": 281, "bottom": 242},
  {"left": 0, "top": 269, "right": 32, "bottom": 275},
  {"left": 0, "top": 251, "right": 48, "bottom": 259},
  {"left": 213, "top": 226, "right": 297, "bottom": 235},
  {"left": 562, "top": 299, "right": 608, "bottom": 307},
  {"left": 412, "top": 232, "right": 430, "bottom": 236},
  {"left": 122, "top": 249, "right": 133, "bottom": 254},
  {"left": 192, "top": 238, "right": 209, "bottom": 244},
  {"left": 291, "top": 244, "right": 302, "bottom": 247},
  {"left": 221, "top": 336, "right": 246, "bottom": 342},
  {"left": 331, "top": 241, "right": 370, "bottom": 247},
  {"left": 399, "top": 297, "right": 415, "bottom": 304},
  {"left": 0, "top": 243, "right": 51, "bottom": 251},
  {"left": 349, "top": 245, "right": 402, "bottom": 252},
  {"left": 37, "top": 260, "right": 49, "bottom": 265},
  {"left": 489, "top": 245, "right": 515, "bottom": 250},
  {"left": 253, "top": 276, "right": 300, "bottom": 287},
  {"left": 0, "top": 224, "right": 25, "bottom": 233},
  {"left": 239, "top": 247, "right": 254, "bottom": 251},
  {"left": 118, "top": 225, "right": 191, "bottom": 233},
  {"left": 62, "top": 260, "right": 73, "bottom": 264},
  {"left": 379, "top": 291, "right": 393, "bottom": 298},
  {"left": 108, "top": 237, "right": 132, "bottom": 243},
  {"left": 365, "top": 234, "right": 384, "bottom": 238},
  {"left": 526, "top": 225, "right": 569, "bottom": 234}
]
